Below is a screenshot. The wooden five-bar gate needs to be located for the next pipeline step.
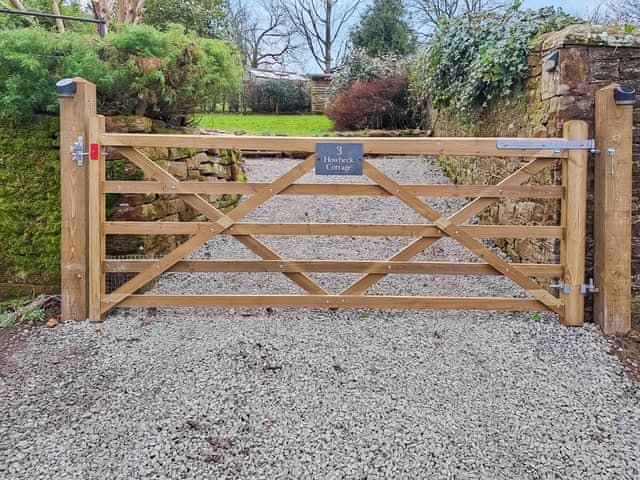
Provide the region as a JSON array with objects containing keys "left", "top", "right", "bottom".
[{"left": 59, "top": 79, "right": 635, "bottom": 332}]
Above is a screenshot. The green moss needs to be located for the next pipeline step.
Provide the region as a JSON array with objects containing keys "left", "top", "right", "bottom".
[
  {"left": 0, "top": 116, "right": 60, "bottom": 289},
  {"left": 110, "top": 115, "right": 153, "bottom": 132}
]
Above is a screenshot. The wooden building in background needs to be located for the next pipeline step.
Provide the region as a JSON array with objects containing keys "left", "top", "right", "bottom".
[{"left": 308, "top": 73, "right": 332, "bottom": 113}]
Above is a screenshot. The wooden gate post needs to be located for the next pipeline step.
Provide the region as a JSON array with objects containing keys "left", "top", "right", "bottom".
[
  {"left": 58, "top": 78, "right": 96, "bottom": 321},
  {"left": 594, "top": 84, "right": 635, "bottom": 334},
  {"left": 560, "top": 120, "right": 589, "bottom": 326}
]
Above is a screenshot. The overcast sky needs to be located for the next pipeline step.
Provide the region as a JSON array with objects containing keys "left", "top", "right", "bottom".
[
  {"left": 519, "top": 0, "right": 606, "bottom": 18},
  {"left": 290, "top": 0, "right": 611, "bottom": 73}
]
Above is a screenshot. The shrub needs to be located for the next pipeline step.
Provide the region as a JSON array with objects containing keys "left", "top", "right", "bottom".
[
  {"left": 411, "top": 6, "right": 579, "bottom": 125},
  {"left": 325, "top": 75, "right": 417, "bottom": 131},
  {"left": 244, "top": 79, "right": 310, "bottom": 113},
  {"left": 0, "top": 25, "right": 243, "bottom": 125},
  {"left": 329, "top": 48, "right": 410, "bottom": 99}
]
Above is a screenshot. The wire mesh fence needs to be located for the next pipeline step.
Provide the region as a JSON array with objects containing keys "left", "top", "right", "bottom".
[{"left": 105, "top": 254, "right": 162, "bottom": 293}]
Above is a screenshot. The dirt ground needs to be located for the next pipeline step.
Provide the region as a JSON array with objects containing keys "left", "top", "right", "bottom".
[{"left": 607, "top": 319, "right": 640, "bottom": 383}]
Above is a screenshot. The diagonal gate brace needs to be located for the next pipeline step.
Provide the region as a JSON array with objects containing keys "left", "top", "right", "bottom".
[
  {"left": 341, "top": 160, "right": 562, "bottom": 314},
  {"left": 101, "top": 153, "right": 326, "bottom": 313}
]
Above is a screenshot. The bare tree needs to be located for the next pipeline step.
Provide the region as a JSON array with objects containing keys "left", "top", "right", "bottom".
[
  {"left": 408, "top": 0, "right": 506, "bottom": 30},
  {"left": 609, "top": 0, "right": 640, "bottom": 24},
  {"left": 281, "top": 0, "right": 359, "bottom": 73},
  {"left": 228, "top": 0, "right": 297, "bottom": 69},
  {"left": 583, "top": 1, "right": 611, "bottom": 24}
]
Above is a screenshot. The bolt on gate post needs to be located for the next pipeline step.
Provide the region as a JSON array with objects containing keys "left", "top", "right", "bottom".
[{"left": 58, "top": 78, "right": 96, "bottom": 321}]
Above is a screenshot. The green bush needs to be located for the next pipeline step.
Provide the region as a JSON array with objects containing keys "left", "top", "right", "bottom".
[
  {"left": 0, "top": 25, "right": 243, "bottom": 125},
  {"left": 411, "top": 6, "right": 578, "bottom": 125},
  {"left": 244, "top": 80, "right": 310, "bottom": 113}
]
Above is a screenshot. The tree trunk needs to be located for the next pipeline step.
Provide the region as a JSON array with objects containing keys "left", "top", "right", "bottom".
[
  {"left": 10, "top": 0, "right": 26, "bottom": 9},
  {"left": 91, "top": 0, "right": 112, "bottom": 34},
  {"left": 324, "top": 0, "right": 332, "bottom": 73},
  {"left": 118, "top": 0, "right": 145, "bottom": 24},
  {"left": 9, "top": 0, "right": 35, "bottom": 25},
  {"left": 52, "top": 0, "right": 65, "bottom": 33}
]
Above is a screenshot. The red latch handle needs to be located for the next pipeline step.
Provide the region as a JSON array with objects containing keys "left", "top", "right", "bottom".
[{"left": 90, "top": 143, "right": 100, "bottom": 160}]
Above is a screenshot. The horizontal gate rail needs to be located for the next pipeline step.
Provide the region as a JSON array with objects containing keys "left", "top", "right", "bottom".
[
  {"left": 101, "top": 133, "right": 569, "bottom": 157},
  {"left": 103, "top": 222, "right": 563, "bottom": 238},
  {"left": 104, "top": 182, "right": 564, "bottom": 199},
  {"left": 104, "top": 260, "right": 562, "bottom": 277},
  {"left": 117, "top": 295, "right": 552, "bottom": 311}
]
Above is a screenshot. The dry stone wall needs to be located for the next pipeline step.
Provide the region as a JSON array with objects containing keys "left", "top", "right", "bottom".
[
  {"left": 105, "top": 117, "right": 245, "bottom": 259},
  {"left": 431, "top": 24, "right": 640, "bottom": 322}
]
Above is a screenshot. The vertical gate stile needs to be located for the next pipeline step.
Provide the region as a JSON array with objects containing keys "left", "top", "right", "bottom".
[
  {"left": 561, "top": 121, "right": 589, "bottom": 326},
  {"left": 88, "top": 115, "right": 106, "bottom": 321}
]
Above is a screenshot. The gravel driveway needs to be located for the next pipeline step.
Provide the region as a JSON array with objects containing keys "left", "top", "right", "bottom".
[{"left": 1, "top": 156, "right": 639, "bottom": 479}]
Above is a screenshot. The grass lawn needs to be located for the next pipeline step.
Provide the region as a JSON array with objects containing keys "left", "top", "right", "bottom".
[{"left": 194, "top": 113, "right": 334, "bottom": 136}]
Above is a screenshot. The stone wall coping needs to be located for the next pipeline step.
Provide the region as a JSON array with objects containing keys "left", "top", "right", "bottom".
[{"left": 536, "top": 24, "right": 640, "bottom": 50}]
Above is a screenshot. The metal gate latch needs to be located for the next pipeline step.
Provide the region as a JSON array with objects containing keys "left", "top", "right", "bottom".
[
  {"left": 70, "top": 135, "right": 88, "bottom": 166},
  {"left": 580, "top": 278, "right": 599, "bottom": 295}
]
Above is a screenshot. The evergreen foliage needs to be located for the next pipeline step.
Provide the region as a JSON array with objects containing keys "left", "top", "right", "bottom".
[
  {"left": 411, "top": 6, "right": 578, "bottom": 124},
  {"left": 350, "top": 0, "right": 416, "bottom": 56},
  {"left": 0, "top": 25, "right": 242, "bottom": 125},
  {"left": 142, "top": 0, "right": 228, "bottom": 38},
  {"left": 244, "top": 80, "right": 310, "bottom": 113}
]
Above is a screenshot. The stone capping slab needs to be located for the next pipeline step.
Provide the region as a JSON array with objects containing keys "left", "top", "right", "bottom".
[{"left": 536, "top": 24, "right": 640, "bottom": 50}]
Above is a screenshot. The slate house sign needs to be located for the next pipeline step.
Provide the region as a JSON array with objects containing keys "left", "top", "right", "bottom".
[{"left": 315, "top": 143, "right": 364, "bottom": 175}]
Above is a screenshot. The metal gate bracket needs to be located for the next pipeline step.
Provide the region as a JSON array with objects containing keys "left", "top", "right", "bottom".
[
  {"left": 580, "top": 278, "right": 599, "bottom": 295},
  {"left": 70, "top": 135, "right": 88, "bottom": 166},
  {"left": 497, "top": 139, "right": 596, "bottom": 152},
  {"left": 550, "top": 280, "right": 571, "bottom": 295}
]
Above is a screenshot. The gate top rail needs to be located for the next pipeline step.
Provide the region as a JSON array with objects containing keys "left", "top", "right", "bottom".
[{"left": 99, "top": 133, "right": 571, "bottom": 158}]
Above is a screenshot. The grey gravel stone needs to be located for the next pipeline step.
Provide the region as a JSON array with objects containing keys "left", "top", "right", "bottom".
[{"left": 1, "top": 156, "right": 639, "bottom": 479}]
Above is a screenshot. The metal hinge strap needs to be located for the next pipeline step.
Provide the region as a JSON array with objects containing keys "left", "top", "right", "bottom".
[{"left": 497, "top": 139, "right": 596, "bottom": 151}]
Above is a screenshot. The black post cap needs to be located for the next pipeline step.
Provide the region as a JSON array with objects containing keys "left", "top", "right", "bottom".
[
  {"left": 614, "top": 85, "right": 636, "bottom": 105},
  {"left": 55, "top": 78, "right": 76, "bottom": 98}
]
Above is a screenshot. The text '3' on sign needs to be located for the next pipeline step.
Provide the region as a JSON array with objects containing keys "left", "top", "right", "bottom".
[{"left": 315, "top": 143, "right": 364, "bottom": 175}]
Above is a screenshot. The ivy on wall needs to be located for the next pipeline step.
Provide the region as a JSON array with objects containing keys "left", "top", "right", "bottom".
[{"left": 411, "top": 5, "right": 578, "bottom": 125}]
